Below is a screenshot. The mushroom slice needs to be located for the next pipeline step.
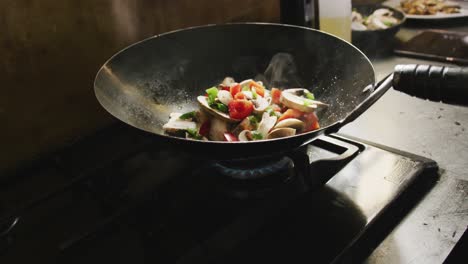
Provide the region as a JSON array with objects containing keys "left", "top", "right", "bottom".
[
  {"left": 253, "top": 96, "right": 272, "bottom": 114},
  {"left": 238, "top": 130, "right": 252, "bottom": 142},
  {"left": 221, "top": 77, "right": 235, "bottom": 87},
  {"left": 239, "top": 79, "right": 253, "bottom": 90},
  {"left": 241, "top": 91, "right": 253, "bottom": 100},
  {"left": 267, "top": 128, "right": 296, "bottom": 139},
  {"left": 163, "top": 113, "right": 197, "bottom": 133},
  {"left": 367, "top": 15, "right": 389, "bottom": 30},
  {"left": 373, "top": 8, "right": 392, "bottom": 17},
  {"left": 274, "top": 118, "right": 305, "bottom": 131},
  {"left": 232, "top": 117, "right": 255, "bottom": 135},
  {"left": 280, "top": 88, "right": 328, "bottom": 113},
  {"left": 217, "top": 90, "right": 233, "bottom": 106},
  {"left": 209, "top": 117, "right": 229, "bottom": 141},
  {"left": 257, "top": 112, "right": 277, "bottom": 138},
  {"left": 352, "top": 21, "right": 367, "bottom": 31},
  {"left": 197, "top": 96, "right": 240, "bottom": 123}
]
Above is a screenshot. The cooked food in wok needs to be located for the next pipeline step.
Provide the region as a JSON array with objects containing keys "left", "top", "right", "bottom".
[
  {"left": 352, "top": 8, "right": 401, "bottom": 30},
  {"left": 163, "top": 77, "right": 328, "bottom": 142},
  {"left": 400, "top": 0, "right": 460, "bottom": 15}
]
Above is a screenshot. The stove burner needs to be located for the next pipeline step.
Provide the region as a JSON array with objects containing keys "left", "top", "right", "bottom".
[
  {"left": 211, "top": 156, "right": 294, "bottom": 180},
  {"left": 204, "top": 156, "right": 308, "bottom": 199}
]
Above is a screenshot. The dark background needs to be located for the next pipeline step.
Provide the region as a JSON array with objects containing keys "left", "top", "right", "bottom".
[{"left": 0, "top": 0, "right": 283, "bottom": 176}]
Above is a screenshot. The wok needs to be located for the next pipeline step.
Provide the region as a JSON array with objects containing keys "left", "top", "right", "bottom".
[{"left": 93, "top": 23, "right": 390, "bottom": 159}]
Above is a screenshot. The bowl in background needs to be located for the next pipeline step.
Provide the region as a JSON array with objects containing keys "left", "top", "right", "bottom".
[{"left": 351, "top": 4, "right": 406, "bottom": 57}]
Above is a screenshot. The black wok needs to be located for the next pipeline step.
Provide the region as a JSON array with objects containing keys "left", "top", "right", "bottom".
[{"left": 94, "top": 23, "right": 388, "bottom": 159}]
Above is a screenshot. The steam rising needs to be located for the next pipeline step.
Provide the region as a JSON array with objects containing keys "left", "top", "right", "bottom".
[{"left": 262, "top": 53, "right": 303, "bottom": 89}]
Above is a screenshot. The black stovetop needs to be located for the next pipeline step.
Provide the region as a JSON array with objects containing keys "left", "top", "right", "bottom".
[{"left": 0, "top": 123, "right": 438, "bottom": 264}]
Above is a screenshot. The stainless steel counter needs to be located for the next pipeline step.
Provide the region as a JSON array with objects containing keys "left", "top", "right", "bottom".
[{"left": 341, "top": 23, "right": 468, "bottom": 263}]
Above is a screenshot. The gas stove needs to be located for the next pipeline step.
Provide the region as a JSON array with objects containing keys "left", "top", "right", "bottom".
[{"left": 0, "top": 123, "right": 438, "bottom": 264}]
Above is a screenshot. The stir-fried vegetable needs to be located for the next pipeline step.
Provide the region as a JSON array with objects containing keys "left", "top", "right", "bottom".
[
  {"left": 179, "top": 111, "right": 197, "bottom": 120},
  {"left": 352, "top": 8, "right": 400, "bottom": 31},
  {"left": 162, "top": 77, "right": 328, "bottom": 141}
]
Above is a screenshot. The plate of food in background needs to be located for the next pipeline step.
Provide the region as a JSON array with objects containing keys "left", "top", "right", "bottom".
[{"left": 383, "top": 0, "right": 468, "bottom": 19}]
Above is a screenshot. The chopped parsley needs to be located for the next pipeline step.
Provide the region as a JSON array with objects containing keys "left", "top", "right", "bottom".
[
  {"left": 251, "top": 131, "right": 263, "bottom": 140},
  {"left": 179, "top": 111, "right": 196, "bottom": 120},
  {"left": 248, "top": 115, "right": 259, "bottom": 126},
  {"left": 186, "top": 128, "right": 203, "bottom": 140},
  {"left": 215, "top": 103, "right": 228, "bottom": 113},
  {"left": 305, "top": 91, "right": 315, "bottom": 100},
  {"left": 383, "top": 21, "right": 394, "bottom": 27},
  {"left": 251, "top": 88, "right": 258, "bottom": 99},
  {"left": 265, "top": 106, "right": 279, "bottom": 117}
]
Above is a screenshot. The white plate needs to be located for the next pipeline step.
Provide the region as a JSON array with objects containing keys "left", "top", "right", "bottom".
[{"left": 383, "top": 0, "right": 468, "bottom": 19}]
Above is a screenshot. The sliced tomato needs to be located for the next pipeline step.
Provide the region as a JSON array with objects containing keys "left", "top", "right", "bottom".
[
  {"left": 199, "top": 121, "right": 211, "bottom": 137},
  {"left": 303, "top": 112, "right": 320, "bottom": 132},
  {"left": 220, "top": 85, "right": 230, "bottom": 91},
  {"left": 234, "top": 92, "right": 246, "bottom": 99},
  {"left": 223, "top": 132, "right": 238, "bottom": 142},
  {"left": 271, "top": 88, "right": 282, "bottom": 104},
  {"left": 230, "top": 84, "right": 241, "bottom": 97},
  {"left": 278, "top": 109, "right": 304, "bottom": 122},
  {"left": 228, "top": 99, "right": 254, "bottom": 120}
]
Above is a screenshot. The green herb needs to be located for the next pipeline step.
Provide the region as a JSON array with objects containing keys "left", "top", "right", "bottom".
[
  {"left": 242, "top": 85, "right": 250, "bottom": 91},
  {"left": 206, "top": 87, "right": 218, "bottom": 105},
  {"left": 251, "top": 88, "right": 258, "bottom": 99},
  {"left": 215, "top": 103, "right": 228, "bottom": 113},
  {"left": 251, "top": 131, "right": 263, "bottom": 140},
  {"left": 383, "top": 21, "right": 393, "bottom": 27},
  {"left": 208, "top": 101, "right": 228, "bottom": 113},
  {"left": 179, "top": 111, "right": 196, "bottom": 120},
  {"left": 248, "top": 115, "right": 259, "bottom": 125},
  {"left": 305, "top": 91, "right": 315, "bottom": 100},
  {"left": 265, "top": 106, "right": 279, "bottom": 117},
  {"left": 186, "top": 128, "right": 202, "bottom": 140}
]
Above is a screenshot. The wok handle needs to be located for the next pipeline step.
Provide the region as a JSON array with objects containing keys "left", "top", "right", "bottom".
[{"left": 393, "top": 64, "right": 468, "bottom": 106}]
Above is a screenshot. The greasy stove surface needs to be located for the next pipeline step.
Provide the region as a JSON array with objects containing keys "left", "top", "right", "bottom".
[{"left": 0, "top": 124, "right": 438, "bottom": 264}]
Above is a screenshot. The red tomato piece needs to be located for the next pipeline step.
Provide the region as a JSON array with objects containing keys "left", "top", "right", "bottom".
[
  {"left": 271, "top": 88, "right": 282, "bottom": 104},
  {"left": 228, "top": 99, "right": 254, "bottom": 120},
  {"left": 223, "top": 132, "right": 239, "bottom": 142},
  {"left": 230, "top": 84, "right": 241, "bottom": 97},
  {"left": 220, "top": 86, "right": 230, "bottom": 91},
  {"left": 199, "top": 121, "right": 211, "bottom": 137},
  {"left": 303, "top": 112, "right": 320, "bottom": 132},
  {"left": 278, "top": 109, "right": 304, "bottom": 122},
  {"left": 234, "top": 92, "right": 246, "bottom": 99}
]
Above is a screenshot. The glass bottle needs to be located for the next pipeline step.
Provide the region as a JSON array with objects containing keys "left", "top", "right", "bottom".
[{"left": 318, "top": 0, "right": 352, "bottom": 42}]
